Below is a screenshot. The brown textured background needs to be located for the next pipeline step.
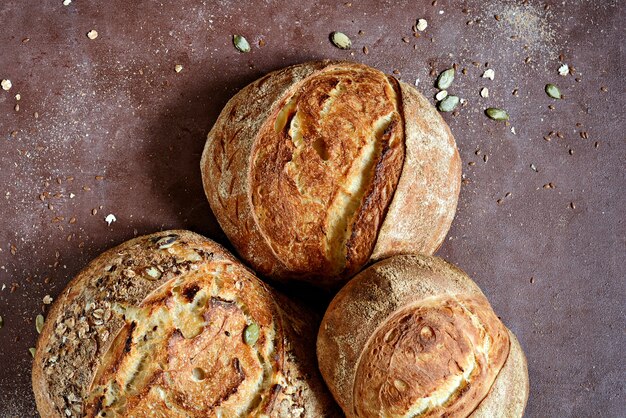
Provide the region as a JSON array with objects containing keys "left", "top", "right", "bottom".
[{"left": 0, "top": 0, "right": 623, "bottom": 416}]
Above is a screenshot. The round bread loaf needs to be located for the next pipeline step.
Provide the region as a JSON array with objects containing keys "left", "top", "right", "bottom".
[
  {"left": 32, "top": 230, "right": 340, "bottom": 417},
  {"left": 201, "top": 61, "right": 461, "bottom": 286},
  {"left": 317, "top": 254, "right": 529, "bottom": 417}
]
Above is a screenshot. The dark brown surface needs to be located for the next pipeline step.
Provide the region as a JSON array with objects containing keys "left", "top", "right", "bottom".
[{"left": 0, "top": 0, "right": 623, "bottom": 416}]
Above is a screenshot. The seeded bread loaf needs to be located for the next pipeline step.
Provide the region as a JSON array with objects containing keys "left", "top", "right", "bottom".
[
  {"left": 201, "top": 60, "right": 461, "bottom": 287},
  {"left": 317, "top": 254, "right": 529, "bottom": 417},
  {"left": 32, "top": 230, "right": 340, "bottom": 417}
]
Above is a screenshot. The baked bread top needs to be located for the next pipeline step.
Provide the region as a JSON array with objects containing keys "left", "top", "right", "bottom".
[
  {"left": 317, "top": 254, "right": 529, "bottom": 417},
  {"left": 201, "top": 60, "right": 461, "bottom": 286},
  {"left": 32, "top": 230, "right": 339, "bottom": 417}
]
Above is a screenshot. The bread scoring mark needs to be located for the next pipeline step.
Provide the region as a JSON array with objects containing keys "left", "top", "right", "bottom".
[
  {"left": 353, "top": 295, "right": 510, "bottom": 417},
  {"left": 250, "top": 63, "right": 405, "bottom": 278},
  {"left": 325, "top": 112, "right": 394, "bottom": 274},
  {"left": 83, "top": 263, "right": 283, "bottom": 417}
]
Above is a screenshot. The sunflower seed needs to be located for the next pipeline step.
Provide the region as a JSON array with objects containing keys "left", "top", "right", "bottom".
[
  {"left": 435, "top": 90, "right": 448, "bottom": 101},
  {"left": 545, "top": 83, "right": 561, "bottom": 99},
  {"left": 438, "top": 95, "right": 459, "bottom": 112},
  {"left": 485, "top": 107, "right": 509, "bottom": 120},
  {"left": 436, "top": 68, "right": 455, "bottom": 90},
  {"left": 330, "top": 31, "right": 352, "bottom": 49},
  {"left": 233, "top": 35, "right": 251, "bottom": 53}
]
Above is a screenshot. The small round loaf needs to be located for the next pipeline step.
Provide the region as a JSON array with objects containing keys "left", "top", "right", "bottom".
[
  {"left": 201, "top": 61, "right": 461, "bottom": 286},
  {"left": 32, "top": 230, "right": 340, "bottom": 417},
  {"left": 317, "top": 255, "right": 529, "bottom": 417}
]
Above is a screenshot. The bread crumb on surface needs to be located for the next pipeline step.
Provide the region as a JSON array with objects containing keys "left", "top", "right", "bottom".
[
  {"left": 558, "top": 64, "right": 569, "bottom": 76},
  {"left": 63, "top": 0, "right": 71, "bottom": 5},
  {"left": 416, "top": 19, "right": 428, "bottom": 31},
  {"left": 482, "top": 69, "right": 495, "bottom": 80},
  {"left": 1, "top": 79, "right": 12, "bottom": 91},
  {"left": 87, "top": 30, "right": 98, "bottom": 40},
  {"left": 175, "top": 64, "right": 183, "bottom": 73},
  {"left": 104, "top": 214, "right": 116, "bottom": 225}
]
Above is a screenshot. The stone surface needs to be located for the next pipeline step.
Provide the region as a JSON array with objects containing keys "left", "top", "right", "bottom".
[{"left": 0, "top": 0, "right": 623, "bottom": 416}]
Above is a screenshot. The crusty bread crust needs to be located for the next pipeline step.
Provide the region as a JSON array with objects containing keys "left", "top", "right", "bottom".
[
  {"left": 201, "top": 61, "right": 460, "bottom": 287},
  {"left": 371, "top": 81, "right": 461, "bottom": 260},
  {"left": 32, "top": 230, "right": 339, "bottom": 417},
  {"left": 317, "top": 254, "right": 529, "bottom": 417}
]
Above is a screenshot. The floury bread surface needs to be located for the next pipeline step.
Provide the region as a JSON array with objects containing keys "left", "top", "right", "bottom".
[
  {"left": 201, "top": 61, "right": 461, "bottom": 286},
  {"left": 317, "top": 254, "right": 530, "bottom": 417},
  {"left": 32, "top": 230, "right": 340, "bottom": 417}
]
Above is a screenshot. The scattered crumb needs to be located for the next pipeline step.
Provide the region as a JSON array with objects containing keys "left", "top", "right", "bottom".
[
  {"left": 87, "top": 30, "right": 98, "bottom": 40},
  {"left": 482, "top": 69, "right": 495, "bottom": 80},
  {"left": 416, "top": 19, "right": 428, "bottom": 31},
  {"left": 480, "top": 87, "right": 489, "bottom": 98},
  {"left": 414, "top": 78, "right": 420, "bottom": 86},
  {"left": 69, "top": 193, "right": 75, "bottom": 198},
  {"left": 104, "top": 214, "right": 117, "bottom": 226},
  {"left": 558, "top": 64, "right": 570, "bottom": 76},
  {"left": 1, "top": 79, "right": 12, "bottom": 91},
  {"left": 15, "top": 93, "right": 20, "bottom": 100},
  {"left": 63, "top": 0, "right": 71, "bottom": 5},
  {"left": 511, "top": 126, "right": 516, "bottom": 135},
  {"left": 174, "top": 64, "right": 183, "bottom": 73},
  {"left": 43, "top": 295, "right": 53, "bottom": 305}
]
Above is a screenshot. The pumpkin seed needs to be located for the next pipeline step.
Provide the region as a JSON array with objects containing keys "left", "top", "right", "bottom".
[
  {"left": 485, "top": 107, "right": 509, "bottom": 120},
  {"left": 29, "top": 347, "right": 36, "bottom": 357},
  {"left": 436, "top": 68, "right": 455, "bottom": 90},
  {"left": 243, "top": 323, "right": 260, "bottom": 345},
  {"left": 438, "top": 95, "right": 459, "bottom": 112},
  {"left": 330, "top": 31, "right": 352, "bottom": 49},
  {"left": 36, "top": 314, "right": 44, "bottom": 334},
  {"left": 0, "top": 315, "right": 3, "bottom": 329},
  {"left": 233, "top": 35, "right": 251, "bottom": 53},
  {"left": 545, "top": 83, "right": 561, "bottom": 99}
]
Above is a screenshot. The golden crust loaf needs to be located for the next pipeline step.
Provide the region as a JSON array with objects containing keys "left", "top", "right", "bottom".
[
  {"left": 317, "top": 254, "right": 529, "bottom": 417},
  {"left": 32, "top": 230, "right": 340, "bottom": 417},
  {"left": 201, "top": 61, "right": 461, "bottom": 286}
]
